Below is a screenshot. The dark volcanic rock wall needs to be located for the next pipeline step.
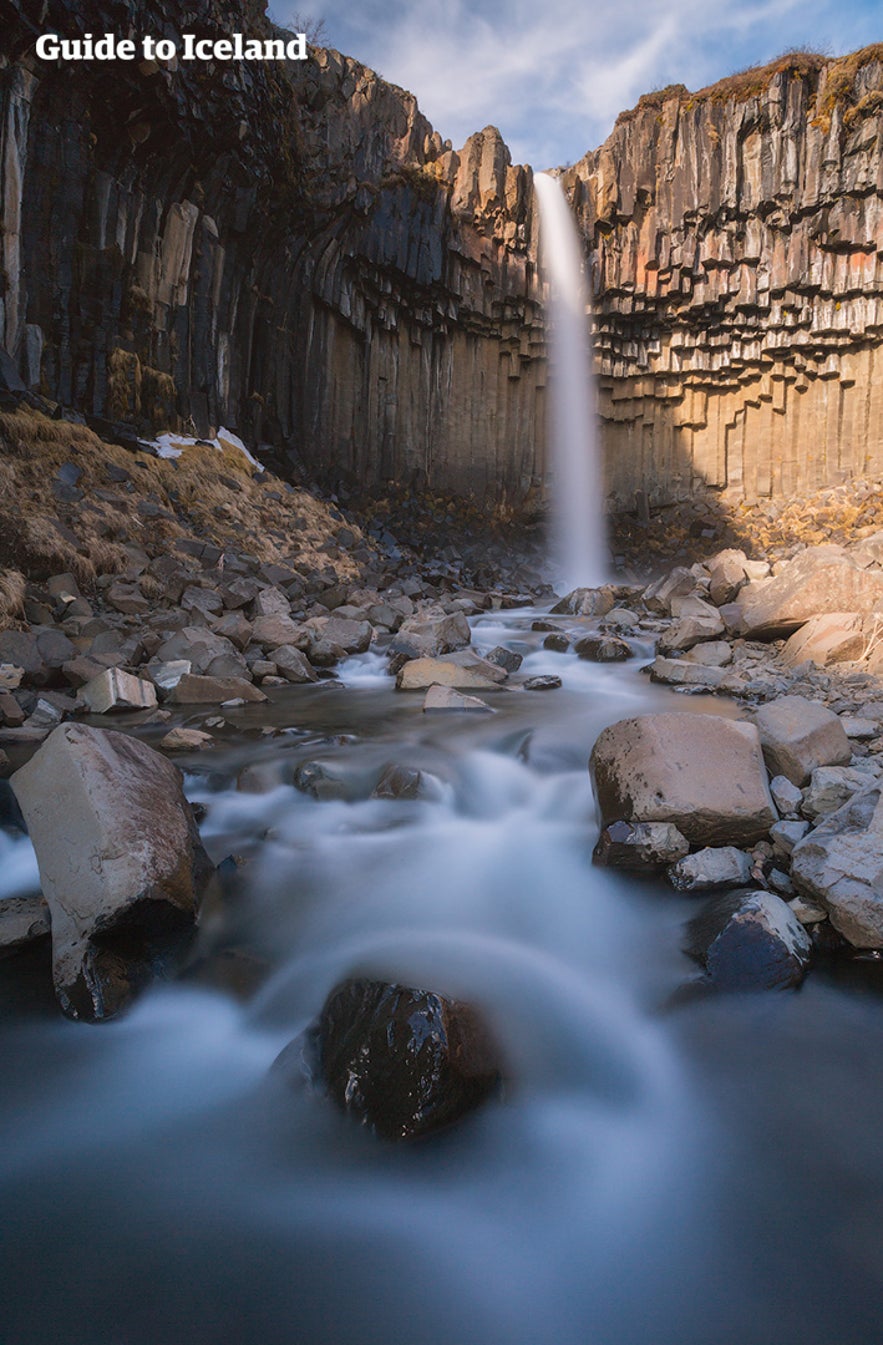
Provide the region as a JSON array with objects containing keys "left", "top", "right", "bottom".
[
  {"left": 563, "top": 49, "right": 883, "bottom": 508},
  {"left": 0, "top": 0, "right": 543, "bottom": 504}
]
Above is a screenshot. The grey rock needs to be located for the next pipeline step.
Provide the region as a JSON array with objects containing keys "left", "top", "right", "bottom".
[
  {"left": 593, "top": 820, "right": 690, "bottom": 872},
  {"left": 685, "top": 890, "right": 812, "bottom": 990},
  {"left": 791, "top": 787, "right": 883, "bottom": 947},
  {"left": 667, "top": 846, "right": 753, "bottom": 892},
  {"left": 753, "top": 695, "right": 851, "bottom": 787}
]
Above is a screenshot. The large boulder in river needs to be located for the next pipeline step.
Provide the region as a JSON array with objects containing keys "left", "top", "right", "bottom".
[
  {"left": 590, "top": 713, "right": 777, "bottom": 847},
  {"left": 685, "top": 890, "right": 812, "bottom": 990},
  {"left": 790, "top": 787, "right": 883, "bottom": 947},
  {"left": 11, "top": 724, "right": 214, "bottom": 1020},
  {"left": 303, "top": 978, "right": 503, "bottom": 1141},
  {"left": 752, "top": 695, "right": 851, "bottom": 787},
  {"left": 736, "top": 546, "right": 883, "bottom": 639}
]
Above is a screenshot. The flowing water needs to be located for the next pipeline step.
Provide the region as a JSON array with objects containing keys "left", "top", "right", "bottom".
[
  {"left": 534, "top": 173, "right": 607, "bottom": 590},
  {"left": 2, "top": 611, "right": 883, "bottom": 1345}
]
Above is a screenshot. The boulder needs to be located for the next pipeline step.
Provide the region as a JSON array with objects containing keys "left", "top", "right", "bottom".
[
  {"left": 658, "top": 596, "right": 724, "bottom": 652},
  {"left": 422, "top": 685, "right": 494, "bottom": 713},
  {"left": 270, "top": 645, "right": 318, "bottom": 683},
  {"left": 391, "top": 611, "right": 471, "bottom": 661},
  {"left": 251, "top": 586, "right": 291, "bottom": 618},
  {"left": 398, "top": 658, "right": 502, "bottom": 692},
  {"left": 801, "top": 765, "right": 879, "bottom": 819},
  {"left": 592, "top": 820, "right": 690, "bottom": 872},
  {"left": 523, "top": 675, "right": 562, "bottom": 691},
  {"left": 736, "top": 546, "right": 883, "bottom": 639},
  {"left": 790, "top": 788, "right": 883, "bottom": 947},
  {"left": 574, "top": 635, "right": 631, "bottom": 662},
  {"left": 667, "top": 846, "right": 752, "bottom": 892},
  {"left": 685, "top": 890, "right": 812, "bottom": 990},
  {"left": 305, "top": 617, "right": 372, "bottom": 655},
  {"left": 781, "top": 612, "right": 868, "bottom": 667},
  {"left": 649, "top": 657, "right": 729, "bottom": 689},
  {"left": 485, "top": 647, "right": 523, "bottom": 673},
  {"left": 250, "top": 613, "right": 306, "bottom": 650},
  {"left": 683, "top": 641, "right": 733, "bottom": 667},
  {"left": 752, "top": 695, "right": 851, "bottom": 787},
  {"left": 168, "top": 675, "right": 267, "bottom": 705},
  {"left": 590, "top": 713, "right": 777, "bottom": 847},
  {"left": 543, "top": 633, "right": 570, "bottom": 653},
  {"left": 707, "top": 550, "right": 750, "bottom": 607},
  {"left": 11, "top": 724, "right": 214, "bottom": 1019},
  {"left": 301, "top": 978, "right": 502, "bottom": 1140},
  {"left": 81, "top": 668, "right": 158, "bottom": 714},
  {"left": 769, "top": 775, "right": 803, "bottom": 818},
  {"left": 155, "top": 626, "right": 244, "bottom": 676},
  {"left": 551, "top": 587, "right": 615, "bottom": 617},
  {"left": 641, "top": 568, "right": 699, "bottom": 615}
]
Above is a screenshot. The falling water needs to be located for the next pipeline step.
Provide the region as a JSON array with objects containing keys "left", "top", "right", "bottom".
[{"left": 534, "top": 172, "right": 607, "bottom": 590}]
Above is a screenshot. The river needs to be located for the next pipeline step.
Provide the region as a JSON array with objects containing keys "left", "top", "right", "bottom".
[{"left": 1, "top": 608, "right": 882, "bottom": 1345}]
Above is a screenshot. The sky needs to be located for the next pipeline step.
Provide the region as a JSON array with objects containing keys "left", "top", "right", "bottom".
[{"left": 273, "top": 0, "right": 881, "bottom": 169}]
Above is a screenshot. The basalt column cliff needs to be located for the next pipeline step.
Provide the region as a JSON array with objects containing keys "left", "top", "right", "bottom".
[
  {"left": 0, "top": 0, "right": 542, "bottom": 504},
  {"left": 2, "top": 6, "right": 883, "bottom": 514},
  {"left": 565, "top": 49, "right": 883, "bottom": 509}
]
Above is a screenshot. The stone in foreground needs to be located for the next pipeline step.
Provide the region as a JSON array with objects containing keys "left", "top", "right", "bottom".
[
  {"left": 685, "top": 890, "right": 812, "bottom": 990},
  {"left": 590, "top": 713, "right": 777, "bottom": 847},
  {"left": 667, "top": 845, "right": 752, "bottom": 892},
  {"left": 593, "top": 820, "right": 690, "bottom": 872},
  {"left": 305, "top": 978, "right": 502, "bottom": 1140},
  {"left": 11, "top": 724, "right": 214, "bottom": 1020},
  {"left": 81, "top": 667, "right": 158, "bottom": 714},
  {"left": 753, "top": 695, "right": 851, "bottom": 787},
  {"left": 790, "top": 787, "right": 883, "bottom": 947}
]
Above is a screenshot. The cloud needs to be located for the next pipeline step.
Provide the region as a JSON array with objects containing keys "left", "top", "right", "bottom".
[{"left": 279, "top": 0, "right": 881, "bottom": 167}]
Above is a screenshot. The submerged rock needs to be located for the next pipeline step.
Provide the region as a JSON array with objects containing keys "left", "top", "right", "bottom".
[
  {"left": 523, "top": 674, "right": 562, "bottom": 691},
  {"left": 304, "top": 978, "right": 502, "bottom": 1141},
  {"left": 590, "top": 713, "right": 777, "bottom": 847},
  {"left": 685, "top": 890, "right": 812, "bottom": 990},
  {"left": 11, "top": 724, "right": 214, "bottom": 1020}
]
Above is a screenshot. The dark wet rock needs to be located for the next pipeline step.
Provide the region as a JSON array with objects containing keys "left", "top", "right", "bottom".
[
  {"left": 593, "top": 819, "right": 689, "bottom": 872},
  {"left": 10, "top": 724, "right": 214, "bottom": 1021},
  {"left": 303, "top": 978, "right": 502, "bottom": 1141},
  {"left": 542, "top": 633, "right": 570, "bottom": 652},
  {"left": 753, "top": 695, "right": 851, "bottom": 787},
  {"left": 685, "top": 890, "right": 812, "bottom": 991},
  {"left": 523, "top": 675, "right": 562, "bottom": 691},
  {"left": 270, "top": 645, "right": 318, "bottom": 683},
  {"left": 485, "top": 646, "right": 523, "bottom": 674},
  {"left": 372, "top": 763, "right": 426, "bottom": 800},
  {"left": 667, "top": 846, "right": 753, "bottom": 892},
  {"left": 574, "top": 635, "right": 631, "bottom": 662},
  {"left": 293, "top": 760, "right": 349, "bottom": 800},
  {"left": 590, "top": 713, "right": 777, "bottom": 847}
]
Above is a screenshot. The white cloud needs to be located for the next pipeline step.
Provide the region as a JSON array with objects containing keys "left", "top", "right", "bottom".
[{"left": 280, "top": 0, "right": 881, "bottom": 166}]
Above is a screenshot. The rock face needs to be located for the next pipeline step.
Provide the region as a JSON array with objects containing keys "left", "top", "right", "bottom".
[
  {"left": 685, "top": 891, "right": 812, "bottom": 990},
  {"left": 11, "top": 724, "right": 213, "bottom": 1019},
  {"left": 0, "top": 0, "right": 541, "bottom": 506},
  {"left": 590, "top": 713, "right": 777, "bottom": 846},
  {"left": 791, "top": 788, "right": 883, "bottom": 947},
  {"left": 305, "top": 978, "right": 502, "bottom": 1140},
  {"left": 564, "top": 48, "right": 883, "bottom": 510}
]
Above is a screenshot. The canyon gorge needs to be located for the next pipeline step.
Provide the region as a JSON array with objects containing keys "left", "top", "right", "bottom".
[{"left": 2, "top": 2, "right": 883, "bottom": 516}]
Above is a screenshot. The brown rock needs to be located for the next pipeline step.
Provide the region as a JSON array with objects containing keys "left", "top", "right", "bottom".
[
  {"left": 590, "top": 713, "right": 777, "bottom": 847},
  {"left": 752, "top": 695, "right": 851, "bottom": 787},
  {"left": 169, "top": 675, "right": 267, "bottom": 705},
  {"left": 736, "top": 547, "right": 883, "bottom": 639}
]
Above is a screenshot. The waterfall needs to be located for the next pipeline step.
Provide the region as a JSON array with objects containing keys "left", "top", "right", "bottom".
[{"left": 534, "top": 172, "right": 607, "bottom": 591}]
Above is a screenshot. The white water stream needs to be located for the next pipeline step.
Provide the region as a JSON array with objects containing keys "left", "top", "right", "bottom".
[
  {"left": 2, "top": 612, "right": 883, "bottom": 1345},
  {"left": 534, "top": 172, "right": 607, "bottom": 591}
]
